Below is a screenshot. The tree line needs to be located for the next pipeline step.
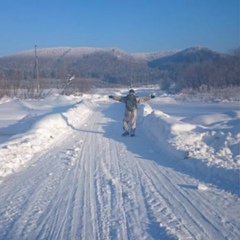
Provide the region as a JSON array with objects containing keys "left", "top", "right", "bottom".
[{"left": 0, "top": 47, "right": 239, "bottom": 98}]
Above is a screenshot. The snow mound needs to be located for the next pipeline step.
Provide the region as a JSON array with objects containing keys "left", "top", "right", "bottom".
[
  {"left": 140, "top": 105, "right": 240, "bottom": 188},
  {"left": 197, "top": 183, "right": 209, "bottom": 191},
  {"left": 182, "top": 111, "right": 238, "bottom": 126},
  {"left": 0, "top": 98, "right": 94, "bottom": 178}
]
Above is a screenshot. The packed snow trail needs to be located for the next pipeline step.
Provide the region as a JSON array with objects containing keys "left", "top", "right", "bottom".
[{"left": 0, "top": 101, "right": 239, "bottom": 240}]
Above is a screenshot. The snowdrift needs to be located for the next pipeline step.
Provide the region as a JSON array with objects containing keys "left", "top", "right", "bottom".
[
  {"left": 0, "top": 97, "right": 94, "bottom": 179},
  {"left": 139, "top": 103, "right": 240, "bottom": 191},
  {"left": 0, "top": 92, "right": 239, "bottom": 195}
]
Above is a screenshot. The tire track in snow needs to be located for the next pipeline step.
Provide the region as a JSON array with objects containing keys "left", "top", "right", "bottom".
[
  {"left": 97, "top": 118, "right": 173, "bottom": 239},
  {"left": 111, "top": 145, "right": 181, "bottom": 240},
  {"left": 0, "top": 102, "right": 239, "bottom": 240},
  {"left": 90, "top": 112, "right": 152, "bottom": 239},
  {"left": 135, "top": 161, "right": 208, "bottom": 239},
  {"left": 40, "top": 141, "right": 85, "bottom": 240},
  {"left": 102, "top": 139, "right": 130, "bottom": 240},
  {"left": 132, "top": 144, "right": 239, "bottom": 240},
  {"left": 90, "top": 114, "right": 130, "bottom": 240},
  {"left": 31, "top": 140, "right": 88, "bottom": 239},
  {"left": 30, "top": 142, "right": 82, "bottom": 239},
  {"left": 108, "top": 116, "right": 240, "bottom": 240},
  {"left": 43, "top": 110, "right": 102, "bottom": 239},
  {"left": 153, "top": 160, "right": 239, "bottom": 240},
  {"left": 0, "top": 111, "right": 96, "bottom": 239},
  {"left": 0, "top": 143, "right": 78, "bottom": 239},
  {"left": 96, "top": 139, "right": 122, "bottom": 239},
  {"left": 153, "top": 166, "right": 229, "bottom": 239},
  {"left": 78, "top": 118, "right": 101, "bottom": 240}
]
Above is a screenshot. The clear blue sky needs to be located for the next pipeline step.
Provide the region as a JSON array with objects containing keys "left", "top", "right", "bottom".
[{"left": 0, "top": 0, "right": 239, "bottom": 56}]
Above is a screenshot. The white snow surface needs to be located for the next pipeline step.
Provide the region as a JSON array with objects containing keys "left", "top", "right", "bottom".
[{"left": 0, "top": 88, "right": 239, "bottom": 240}]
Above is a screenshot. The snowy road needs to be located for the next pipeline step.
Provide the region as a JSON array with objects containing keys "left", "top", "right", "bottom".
[{"left": 0, "top": 101, "right": 239, "bottom": 240}]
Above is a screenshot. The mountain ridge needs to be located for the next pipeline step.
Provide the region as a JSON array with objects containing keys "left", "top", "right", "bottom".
[
  {"left": 1, "top": 46, "right": 182, "bottom": 61},
  {"left": 0, "top": 46, "right": 238, "bottom": 91}
]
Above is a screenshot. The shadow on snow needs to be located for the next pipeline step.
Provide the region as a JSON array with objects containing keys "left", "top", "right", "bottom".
[{"left": 101, "top": 103, "right": 239, "bottom": 197}]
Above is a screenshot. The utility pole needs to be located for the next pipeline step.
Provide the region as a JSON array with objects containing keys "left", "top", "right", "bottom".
[
  {"left": 129, "top": 55, "right": 133, "bottom": 87},
  {"left": 34, "top": 44, "right": 39, "bottom": 92}
]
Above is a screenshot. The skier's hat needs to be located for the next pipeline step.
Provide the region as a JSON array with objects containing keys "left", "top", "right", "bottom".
[{"left": 129, "top": 89, "right": 135, "bottom": 93}]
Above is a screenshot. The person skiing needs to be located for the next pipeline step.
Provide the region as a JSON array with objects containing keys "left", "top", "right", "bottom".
[{"left": 109, "top": 89, "right": 155, "bottom": 136}]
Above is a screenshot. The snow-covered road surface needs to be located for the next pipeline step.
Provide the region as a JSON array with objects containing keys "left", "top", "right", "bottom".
[{"left": 0, "top": 97, "right": 239, "bottom": 240}]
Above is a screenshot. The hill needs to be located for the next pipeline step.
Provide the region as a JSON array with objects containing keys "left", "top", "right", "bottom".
[
  {"left": 0, "top": 46, "right": 239, "bottom": 92},
  {"left": 0, "top": 47, "right": 167, "bottom": 87},
  {"left": 148, "top": 46, "right": 239, "bottom": 91}
]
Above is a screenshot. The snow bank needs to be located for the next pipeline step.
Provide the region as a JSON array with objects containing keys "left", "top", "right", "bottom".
[
  {"left": 0, "top": 98, "right": 94, "bottom": 179},
  {"left": 140, "top": 104, "right": 240, "bottom": 189}
]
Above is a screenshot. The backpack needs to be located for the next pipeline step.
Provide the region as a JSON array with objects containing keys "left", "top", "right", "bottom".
[{"left": 125, "top": 94, "right": 137, "bottom": 111}]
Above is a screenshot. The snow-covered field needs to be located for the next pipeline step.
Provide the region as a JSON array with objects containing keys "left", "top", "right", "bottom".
[{"left": 0, "top": 88, "right": 239, "bottom": 240}]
